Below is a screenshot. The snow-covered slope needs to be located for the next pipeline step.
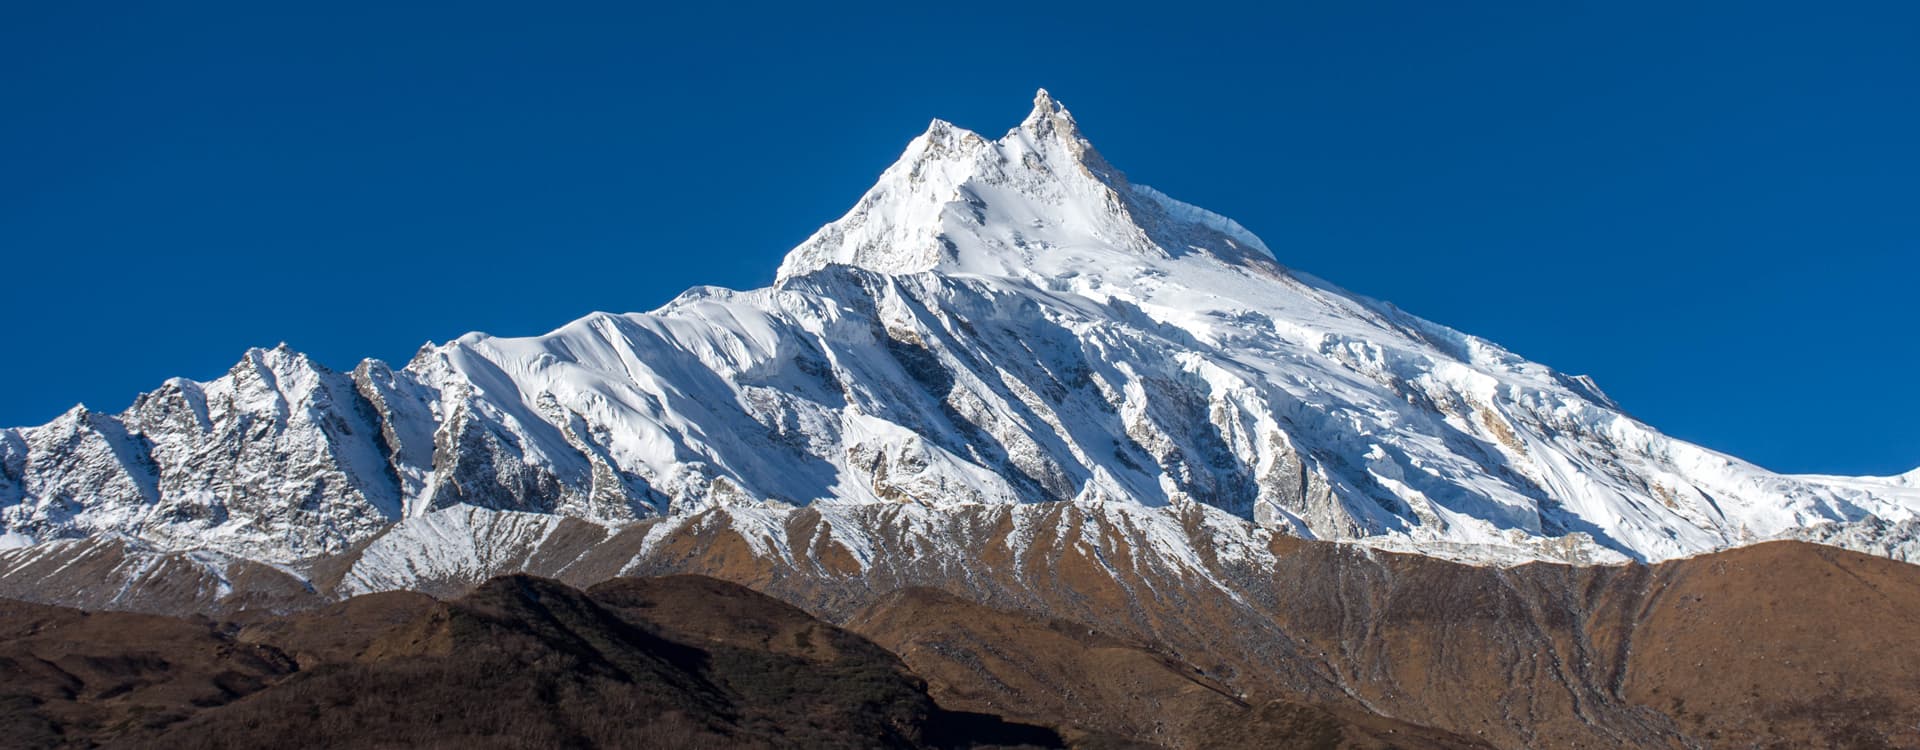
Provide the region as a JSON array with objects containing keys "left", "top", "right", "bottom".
[{"left": 3, "top": 90, "right": 1916, "bottom": 567}]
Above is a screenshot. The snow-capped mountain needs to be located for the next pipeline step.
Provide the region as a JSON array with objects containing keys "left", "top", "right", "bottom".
[{"left": 3, "top": 90, "right": 1915, "bottom": 568}]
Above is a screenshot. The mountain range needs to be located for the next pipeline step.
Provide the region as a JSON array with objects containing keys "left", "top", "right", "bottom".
[{"left": 3, "top": 91, "right": 1918, "bottom": 749}]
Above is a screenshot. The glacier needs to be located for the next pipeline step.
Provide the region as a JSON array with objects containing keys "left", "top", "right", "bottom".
[{"left": 3, "top": 89, "right": 1916, "bottom": 570}]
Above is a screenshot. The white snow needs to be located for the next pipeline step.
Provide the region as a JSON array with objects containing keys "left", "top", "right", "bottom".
[{"left": 2, "top": 89, "right": 1916, "bottom": 576}]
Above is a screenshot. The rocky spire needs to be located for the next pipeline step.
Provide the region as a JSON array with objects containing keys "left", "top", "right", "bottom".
[
  {"left": 1017, "top": 88, "right": 1125, "bottom": 187},
  {"left": 1020, "top": 88, "right": 1076, "bottom": 138}
]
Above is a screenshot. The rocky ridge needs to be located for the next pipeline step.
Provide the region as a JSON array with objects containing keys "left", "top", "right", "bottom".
[{"left": 3, "top": 91, "right": 1914, "bottom": 572}]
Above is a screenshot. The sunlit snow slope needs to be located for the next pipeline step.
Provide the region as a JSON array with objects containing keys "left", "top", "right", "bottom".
[{"left": 3, "top": 90, "right": 1916, "bottom": 566}]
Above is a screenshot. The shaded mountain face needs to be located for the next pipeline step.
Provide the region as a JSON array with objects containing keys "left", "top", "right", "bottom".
[
  {"left": 1, "top": 91, "right": 1915, "bottom": 568},
  {"left": 0, "top": 573, "right": 1489, "bottom": 750},
  {"left": 0, "top": 574, "right": 1072, "bottom": 750}
]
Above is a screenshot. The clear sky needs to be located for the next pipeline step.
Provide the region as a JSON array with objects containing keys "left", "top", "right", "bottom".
[{"left": 3, "top": 2, "right": 1915, "bottom": 476}]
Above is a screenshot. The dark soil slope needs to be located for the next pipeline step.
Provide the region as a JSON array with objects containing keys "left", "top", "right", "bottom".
[
  {"left": 0, "top": 601, "right": 296, "bottom": 747},
  {"left": 0, "top": 575, "right": 1059, "bottom": 749}
]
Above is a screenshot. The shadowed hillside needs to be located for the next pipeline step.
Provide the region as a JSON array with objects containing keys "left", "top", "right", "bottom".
[{"left": 0, "top": 575, "right": 1064, "bottom": 749}]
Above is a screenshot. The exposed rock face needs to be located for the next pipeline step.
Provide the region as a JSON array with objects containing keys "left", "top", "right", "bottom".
[
  {"left": 2, "top": 347, "right": 409, "bottom": 559},
  {"left": 1784, "top": 512, "right": 1920, "bottom": 561},
  {"left": 847, "top": 586, "right": 1489, "bottom": 750}
]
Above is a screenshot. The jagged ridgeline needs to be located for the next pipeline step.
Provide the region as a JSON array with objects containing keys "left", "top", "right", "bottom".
[{"left": 4, "top": 91, "right": 1914, "bottom": 569}]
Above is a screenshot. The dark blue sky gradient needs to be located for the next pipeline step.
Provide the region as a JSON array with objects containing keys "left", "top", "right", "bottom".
[{"left": 3, "top": 2, "right": 1915, "bottom": 475}]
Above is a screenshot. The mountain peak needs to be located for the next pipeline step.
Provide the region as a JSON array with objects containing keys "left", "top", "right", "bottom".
[
  {"left": 1020, "top": 88, "right": 1074, "bottom": 138},
  {"left": 1031, "top": 86, "right": 1058, "bottom": 110},
  {"left": 775, "top": 90, "right": 1268, "bottom": 283},
  {"left": 1015, "top": 88, "right": 1124, "bottom": 185},
  {"left": 6, "top": 92, "right": 1920, "bottom": 579}
]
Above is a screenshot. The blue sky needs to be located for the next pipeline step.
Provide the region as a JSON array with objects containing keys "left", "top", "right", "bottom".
[{"left": 3, "top": 2, "right": 1915, "bottom": 475}]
